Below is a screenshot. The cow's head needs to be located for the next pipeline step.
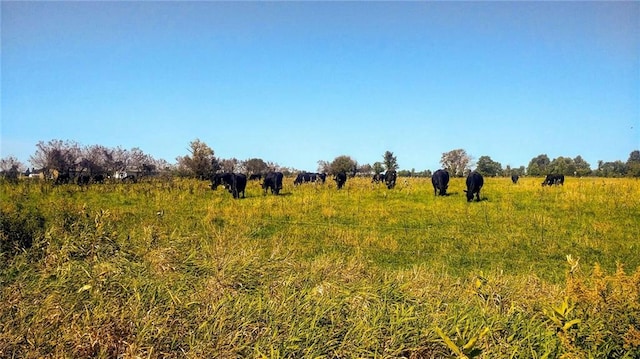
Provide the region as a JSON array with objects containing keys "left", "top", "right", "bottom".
[
  {"left": 210, "top": 175, "right": 222, "bottom": 190},
  {"left": 464, "top": 189, "right": 474, "bottom": 202}
]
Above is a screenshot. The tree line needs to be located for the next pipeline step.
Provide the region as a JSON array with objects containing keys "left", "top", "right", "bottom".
[{"left": 1, "top": 139, "right": 639, "bottom": 181}]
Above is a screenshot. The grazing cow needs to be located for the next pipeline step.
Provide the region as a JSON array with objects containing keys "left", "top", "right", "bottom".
[
  {"left": 76, "top": 174, "right": 91, "bottom": 186},
  {"left": 262, "top": 172, "right": 283, "bottom": 195},
  {"left": 333, "top": 172, "right": 347, "bottom": 189},
  {"left": 385, "top": 170, "right": 397, "bottom": 189},
  {"left": 294, "top": 172, "right": 311, "bottom": 185},
  {"left": 464, "top": 171, "right": 484, "bottom": 202},
  {"left": 431, "top": 169, "right": 450, "bottom": 196},
  {"left": 511, "top": 174, "right": 519, "bottom": 184},
  {"left": 294, "top": 172, "right": 324, "bottom": 185},
  {"left": 122, "top": 175, "right": 137, "bottom": 183},
  {"left": 248, "top": 173, "right": 263, "bottom": 181},
  {"left": 211, "top": 173, "right": 247, "bottom": 199},
  {"left": 542, "top": 174, "right": 564, "bottom": 186},
  {"left": 54, "top": 172, "right": 71, "bottom": 185},
  {"left": 93, "top": 174, "right": 105, "bottom": 184},
  {"left": 371, "top": 173, "right": 386, "bottom": 184}
]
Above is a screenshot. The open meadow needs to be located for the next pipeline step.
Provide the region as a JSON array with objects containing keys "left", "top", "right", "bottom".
[{"left": 1, "top": 176, "right": 639, "bottom": 358}]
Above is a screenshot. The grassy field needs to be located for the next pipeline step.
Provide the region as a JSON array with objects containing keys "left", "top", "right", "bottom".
[{"left": 1, "top": 176, "right": 639, "bottom": 358}]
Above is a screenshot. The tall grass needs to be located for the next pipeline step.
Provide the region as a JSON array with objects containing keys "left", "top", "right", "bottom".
[{"left": 1, "top": 176, "right": 639, "bottom": 358}]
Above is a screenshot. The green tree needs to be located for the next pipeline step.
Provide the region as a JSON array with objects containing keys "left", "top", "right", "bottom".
[
  {"left": 383, "top": 151, "right": 398, "bottom": 171},
  {"left": 372, "top": 162, "right": 385, "bottom": 175},
  {"left": 176, "top": 139, "right": 218, "bottom": 179},
  {"left": 626, "top": 150, "right": 640, "bottom": 177},
  {"left": 527, "top": 154, "right": 550, "bottom": 176},
  {"left": 440, "top": 149, "right": 471, "bottom": 177},
  {"left": 596, "top": 160, "right": 626, "bottom": 177},
  {"left": 549, "top": 156, "right": 576, "bottom": 176},
  {"left": 476, "top": 156, "right": 503, "bottom": 177},
  {"left": 244, "top": 158, "right": 269, "bottom": 174},
  {"left": 330, "top": 155, "right": 357, "bottom": 176},
  {"left": 573, "top": 155, "right": 592, "bottom": 177}
]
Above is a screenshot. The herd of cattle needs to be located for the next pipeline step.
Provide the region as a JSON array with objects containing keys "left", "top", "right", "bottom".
[
  {"left": 209, "top": 170, "right": 566, "bottom": 201},
  {"left": 43, "top": 169, "right": 565, "bottom": 201}
]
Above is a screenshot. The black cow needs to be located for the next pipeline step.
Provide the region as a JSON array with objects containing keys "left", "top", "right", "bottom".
[
  {"left": 294, "top": 172, "right": 311, "bottom": 185},
  {"left": 464, "top": 171, "right": 484, "bottom": 202},
  {"left": 431, "top": 169, "right": 450, "bottom": 196},
  {"left": 93, "top": 174, "right": 105, "bottom": 183},
  {"left": 333, "top": 172, "right": 347, "bottom": 189},
  {"left": 371, "top": 173, "right": 386, "bottom": 184},
  {"left": 511, "top": 174, "right": 519, "bottom": 184},
  {"left": 542, "top": 174, "right": 564, "bottom": 186},
  {"left": 122, "top": 175, "right": 137, "bottom": 183},
  {"left": 385, "top": 170, "right": 397, "bottom": 189},
  {"left": 294, "top": 172, "right": 324, "bottom": 185},
  {"left": 54, "top": 172, "right": 71, "bottom": 185},
  {"left": 248, "top": 173, "right": 263, "bottom": 181},
  {"left": 211, "top": 173, "right": 247, "bottom": 199},
  {"left": 262, "top": 172, "right": 283, "bottom": 195},
  {"left": 76, "top": 174, "right": 91, "bottom": 186}
]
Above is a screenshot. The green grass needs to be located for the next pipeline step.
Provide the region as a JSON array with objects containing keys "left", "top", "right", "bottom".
[{"left": 1, "top": 176, "right": 639, "bottom": 358}]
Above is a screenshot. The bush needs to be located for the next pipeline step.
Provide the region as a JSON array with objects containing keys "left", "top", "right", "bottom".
[{"left": 547, "top": 256, "right": 640, "bottom": 357}]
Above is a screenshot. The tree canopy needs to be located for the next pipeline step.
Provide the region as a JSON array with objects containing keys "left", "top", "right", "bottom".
[
  {"left": 329, "top": 155, "right": 357, "bottom": 176},
  {"left": 383, "top": 151, "right": 398, "bottom": 171},
  {"left": 176, "top": 139, "right": 218, "bottom": 179},
  {"left": 476, "top": 156, "right": 503, "bottom": 177}
]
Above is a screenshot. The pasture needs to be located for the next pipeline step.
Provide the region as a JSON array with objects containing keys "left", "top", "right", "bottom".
[{"left": 1, "top": 176, "right": 639, "bottom": 358}]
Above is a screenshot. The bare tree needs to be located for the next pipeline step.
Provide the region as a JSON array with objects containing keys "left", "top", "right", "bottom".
[
  {"left": 440, "top": 149, "right": 471, "bottom": 177},
  {"left": 29, "top": 139, "right": 80, "bottom": 178},
  {"left": 0, "top": 156, "right": 24, "bottom": 172},
  {"left": 0, "top": 156, "right": 24, "bottom": 182},
  {"left": 111, "top": 147, "right": 130, "bottom": 172},
  {"left": 129, "top": 147, "right": 154, "bottom": 171},
  {"left": 317, "top": 160, "right": 331, "bottom": 174},
  {"left": 219, "top": 158, "right": 239, "bottom": 173},
  {"left": 78, "top": 145, "right": 110, "bottom": 175}
]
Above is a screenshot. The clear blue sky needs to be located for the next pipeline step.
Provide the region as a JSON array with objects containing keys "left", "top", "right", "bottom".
[{"left": 2, "top": 1, "right": 639, "bottom": 172}]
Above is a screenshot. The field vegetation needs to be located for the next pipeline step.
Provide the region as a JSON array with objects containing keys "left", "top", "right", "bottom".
[{"left": 1, "top": 176, "right": 639, "bottom": 358}]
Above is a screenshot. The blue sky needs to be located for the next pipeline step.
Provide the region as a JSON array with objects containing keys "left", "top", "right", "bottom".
[{"left": 2, "top": 1, "right": 639, "bottom": 172}]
